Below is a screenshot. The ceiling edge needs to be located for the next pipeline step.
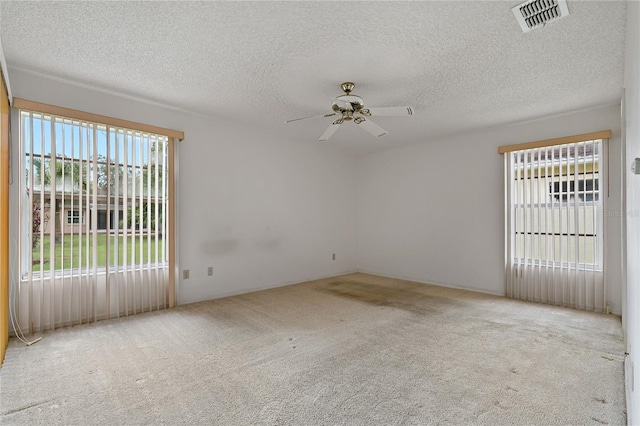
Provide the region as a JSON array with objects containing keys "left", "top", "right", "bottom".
[
  {"left": 7, "top": 64, "right": 209, "bottom": 120},
  {"left": 355, "top": 100, "right": 622, "bottom": 161}
]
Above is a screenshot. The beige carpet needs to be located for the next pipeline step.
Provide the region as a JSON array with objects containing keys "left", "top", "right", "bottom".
[{"left": 0, "top": 273, "right": 626, "bottom": 425}]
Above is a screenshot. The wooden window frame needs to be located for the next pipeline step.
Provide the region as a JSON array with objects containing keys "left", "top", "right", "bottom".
[{"left": 497, "top": 130, "right": 611, "bottom": 154}]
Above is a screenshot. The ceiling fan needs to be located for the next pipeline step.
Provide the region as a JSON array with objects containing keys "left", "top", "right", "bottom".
[{"left": 285, "top": 82, "right": 414, "bottom": 142}]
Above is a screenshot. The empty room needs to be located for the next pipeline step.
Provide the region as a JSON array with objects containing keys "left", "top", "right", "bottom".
[{"left": 0, "top": 1, "right": 639, "bottom": 425}]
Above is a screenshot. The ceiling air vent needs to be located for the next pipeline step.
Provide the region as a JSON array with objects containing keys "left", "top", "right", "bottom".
[{"left": 512, "top": 0, "right": 569, "bottom": 33}]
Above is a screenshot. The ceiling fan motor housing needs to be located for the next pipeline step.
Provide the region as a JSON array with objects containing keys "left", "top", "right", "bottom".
[
  {"left": 331, "top": 82, "right": 364, "bottom": 116},
  {"left": 332, "top": 95, "right": 364, "bottom": 114}
]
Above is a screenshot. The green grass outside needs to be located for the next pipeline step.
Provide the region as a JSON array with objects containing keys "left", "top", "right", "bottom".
[{"left": 32, "top": 234, "right": 165, "bottom": 272}]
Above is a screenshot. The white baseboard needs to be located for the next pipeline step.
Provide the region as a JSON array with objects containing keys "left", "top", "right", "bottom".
[
  {"left": 354, "top": 269, "right": 506, "bottom": 297},
  {"left": 177, "top": 269, "right": 360, "bottom": 306}
]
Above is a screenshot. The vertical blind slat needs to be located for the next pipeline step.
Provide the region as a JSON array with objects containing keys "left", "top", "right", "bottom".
[
  {"left": 576, "top": 142, "right": 582, "bottom": 307},
  {"left": 114, "top": 130, "right": 120, "bottom": 318},
  {"left": 49, "top": 117, "right": 56, "bottom": 330},
  {"left": 145, "top": 136, "right": 151, "bottom": 311},
  {"left": 592, "top": 139, "right": 597, "bottom": 309},
  {"left": 131, "top": 133, "right": 137, "bottom": 315},
  {"left": 543, "top": 145, "right": 550, "bottom": 302},
  {"left": 123, "top": 131, "right": 129, "bottom": 317},
  {"left": 523, "top": 149, "right": 530, "bottom": 301},
  {"left": 69, "top": 121, "right": 75, "bottom": 325},
  {"left": 154, "top": 137, "right": 160, "bottom": 311},
  {"left": 26, "top": 113, "right": 33, "bottom": 333},
  {"left": 85, "top": 126, "right": 90, "bottom": 322},
  {"left": 59, "top": 120, "right": 65, "bottom": 327},
  {"left": 147, "top": 137, "right": 152, "bottom": 311},
  {"left": 514, "top": 151, "right": 521, "bottom": 298},
  {"left": 505, "top": 154, "right": 510, "bottom": 297},
  {"left": 78, "top": 123, "right": 84, "bottom": 325},
  {"left": 162, "top": 137, "right": 168, "bottom": 307},
  {"left": 580, "top": 143, "right": 585, "bottom": 307},
  {"left": 139, "top": 135, "right": 145, "bottom": 312},
  {"left": 559, "top": 144, "right": 565, "bottom": 306},
  {"left": 39, "top": 115, "right": 45, "bottom": 331},
  {"left": 536, "top": 147, "right": 542, "bottom": 300},
  {"left": 106, "top": 126, "right": 111, "bottom": 321},
  {"left": 92, "top": 126, "right": 98, "bottom": 323},
  {"left": 600, "top": 140, "right": 606, "bottom": 310}
]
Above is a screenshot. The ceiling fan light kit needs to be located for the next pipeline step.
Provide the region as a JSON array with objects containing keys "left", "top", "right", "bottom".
[{"left": 286, "top": 82, "right": 414, "bottom": 142}]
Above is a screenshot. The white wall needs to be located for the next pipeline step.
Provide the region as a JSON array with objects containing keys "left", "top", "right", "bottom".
[
  {"left": 357, "top": 104, "right": 623, "bottom": 314},
  {"left": 6, "top": 66, "right": 627, "bottom": 328},
  {"left": 7, "top": 69, "right": 358, "bottom": 307},
  {"left": 624, "top": 1, "right": 640, "bottom": 423}
]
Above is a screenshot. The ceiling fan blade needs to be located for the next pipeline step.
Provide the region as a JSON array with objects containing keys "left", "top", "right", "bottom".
[
  {"left": 360, "top": 106, "right": 414, "bottom": 117},
  {"left": 317, "top": 119, "right": 343, "bottom": 142},
  {"left": 354, "top": 117, "right": 388, "bottom": 138},
  {"left": 285, "top": 112, "right": 337, "bottom": 123}
]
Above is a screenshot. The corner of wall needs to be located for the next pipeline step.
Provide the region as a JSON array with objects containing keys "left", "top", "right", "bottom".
[{"left": 624, "top": 1, "right": 640, "bottom": 424}]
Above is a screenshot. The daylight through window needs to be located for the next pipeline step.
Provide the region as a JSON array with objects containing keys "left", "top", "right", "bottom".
[
  {"left": 21, "top": 111, "right": 169, "bottom": 276},
  {"left": 502, "top": 134, "right": 608, "bottom": 312},
  {"left": 14, "top": 104, "right": 178, "bottom": 333},
  {"left": 508, "top": 141, "right": 602, "bottom": 269}
]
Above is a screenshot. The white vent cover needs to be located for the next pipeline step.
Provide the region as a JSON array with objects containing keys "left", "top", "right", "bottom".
[{"left": 512, "top": 0, "right": 569, "bottom": 33}]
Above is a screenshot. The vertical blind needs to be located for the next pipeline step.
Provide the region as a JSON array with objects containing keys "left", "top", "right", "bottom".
[
  {"left": 18, "top": 109, "right": 170, "bottom": 333},
  {"left": 504, "top": 138, "right": 606, "bottom": 312}
]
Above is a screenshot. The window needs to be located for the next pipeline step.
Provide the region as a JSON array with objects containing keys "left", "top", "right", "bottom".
[
  {"left": 15, "top": 97, "right": 181, "bottom": 332},
  {"left": 22, "top": 111, "right": 169, "bottom": 274},
  {"left": 67, "top": 210, "right": 82, "bottom": 224},
  {"left": 550, "top": 179, "right": 599, "bottom": 202},
  {"left": 509, "top": 141, "right": 602, "bottom": 269},
  {"left": 502, "top": 132, "right": 608, "bottom": 312}
]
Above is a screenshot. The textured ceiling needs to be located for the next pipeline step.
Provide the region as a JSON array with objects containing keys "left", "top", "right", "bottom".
[{"left": 0, "top": 1, "right": 627, "bottom": 156}]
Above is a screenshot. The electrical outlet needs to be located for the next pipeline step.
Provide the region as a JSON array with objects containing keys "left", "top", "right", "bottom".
[
  {"left": 207, "top": 266, "right": 213, "bottom": 276},
  {"left": 183, "top": 269, "right": 190, "bottom": 280},
  {"left": 332, "top": 253, "right": 336, "bottom": 260}
]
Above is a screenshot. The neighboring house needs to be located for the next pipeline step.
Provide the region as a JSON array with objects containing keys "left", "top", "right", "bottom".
[
  {"left": 30, "top": 191, "right": 125, "bottom": 235},
  {"left": 27, "top": 161, "right": 163, "bottom": 237}
]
